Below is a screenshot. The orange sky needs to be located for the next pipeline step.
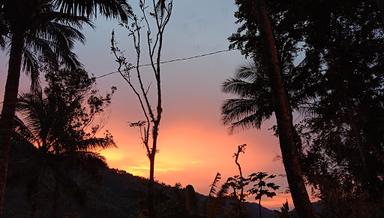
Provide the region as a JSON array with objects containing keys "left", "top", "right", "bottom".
[
  {"left": 99, "top": 117, "right": 291, "bottom": 209},
  {"left": 0, "top": 0, "right": 319, "bottom": 210}
]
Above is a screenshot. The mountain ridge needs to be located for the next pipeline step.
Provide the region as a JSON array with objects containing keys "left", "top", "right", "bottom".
[{"left": 5, "top": 140, "right": 276, "bottom": 218}]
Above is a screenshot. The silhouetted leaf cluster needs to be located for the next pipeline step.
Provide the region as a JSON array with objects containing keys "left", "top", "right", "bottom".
[{"left": 206, "top": 145, "right": 279, "bottom": 218}]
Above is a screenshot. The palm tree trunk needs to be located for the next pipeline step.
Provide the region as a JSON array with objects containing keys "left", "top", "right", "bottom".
[
  {"left": 0, "top": 30, "right": 25, "bottom": 218},
  {"left": 254, "top": 1, "right": 317, "bottom": 218}
]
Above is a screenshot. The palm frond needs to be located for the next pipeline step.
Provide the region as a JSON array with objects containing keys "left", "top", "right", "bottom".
[
  {"left": 22, "top": 49, "right": 40, "bottom": 91},
  {"left": 17, "top": 91, "right": 61, "bottom": 149},
  {"left": 222, "top": 99, "right": 259, "bottom": 123},
  {"left": 222, "top": 78, "right": 257, "bottom": 97},
  {"left": 229, "top": 114, "right": 266, "bottom": 133},
  {"left": 39, "top": 11, "right": 94, "bottom": 29},
  {"left": 222, "top": 98, "right": 273, "bottom": 131},
  {"left": 26, "top": 20, "right": 85, "bottom": 70},
  {"left": 222, "top": 63, "right": 274, "bottom": 132},
  {"left": 13, "top": 115, "right": 35, "bottom": 143},
  {"left": 24, "top": 36, "right": 58, "bottom": 69},
  {"left": 216, "top": 179, "right": 230, "bottom": 199},
  {"left": 54, "top": 0, "right": 132, "bottom": 22},
  {"left": 0, "top": 13, "right": 8, "bottom": 48},
  {"left": 208, "top": 172, "right": 222, "bottom": 197},
  {"left": 235, "top": 64, "right": 263, "bottom": 80},
  {"left": 75, "top": 136, "right": 116, "bottom": 150},
  {"left": 37, "top": 20, "right": 87, "bottom": 45}
]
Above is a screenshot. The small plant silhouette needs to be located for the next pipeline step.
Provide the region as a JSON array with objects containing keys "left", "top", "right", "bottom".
[
  {"left": 248, "top": 172, "right": 280, "bottom": 218},
  {"left": 207, "top": 144, "right": 279, "bottom": 218}
]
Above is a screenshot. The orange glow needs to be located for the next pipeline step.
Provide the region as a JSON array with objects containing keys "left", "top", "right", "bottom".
[
  {"left": 100, "top": 117, "right": 292, "bottom": 209},
  {"left": 100, "top": 149, "right": 125, "bottom": 162},
  {"left": 258, "top": 192, "right": 293, "bottom": 209}
]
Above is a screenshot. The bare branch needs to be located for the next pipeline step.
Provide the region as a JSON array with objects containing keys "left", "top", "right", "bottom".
[{"left": 110, "top": 2, "right": 172, "bottom": 216}]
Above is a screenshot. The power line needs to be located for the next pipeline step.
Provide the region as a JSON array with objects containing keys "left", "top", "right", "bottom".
[
  {"left": 1, "top": 49, "right": 235, "bottom": 106},
  {"left": 96, "top": 49, "right": 234, "bottom": 79}
]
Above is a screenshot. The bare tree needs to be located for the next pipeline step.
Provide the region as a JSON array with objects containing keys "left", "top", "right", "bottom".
[
  {"left": 234, "top": 144, "right": 247, "bottom": 203},
  {"left": 111, "top": 1, "right": 172, "bottom": 217}
]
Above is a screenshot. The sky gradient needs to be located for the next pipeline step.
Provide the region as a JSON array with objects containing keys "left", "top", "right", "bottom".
[{"left": 0, "top": 0, "right": 311, "bottom": 209}]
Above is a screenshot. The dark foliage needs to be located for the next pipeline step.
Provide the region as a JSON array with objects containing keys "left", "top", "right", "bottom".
[
  {"left": 226, "top": 1, "right": 317, "bottom": 217},
  {"left": 224, "top": 0, "right": 384, "bottom": 216},
  {"left": 0, "top": 2, "right": 131, "bottom": 215},
  {"left": 206, "top": 145, "right": 278, "bottom": 218},
  {"left": 13, "top": 67, "right": 116, "bottom": 218}
]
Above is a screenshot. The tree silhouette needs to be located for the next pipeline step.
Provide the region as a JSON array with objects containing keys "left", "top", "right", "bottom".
[
  {"left": 222, "top": 64, "right": 273, "bottom": 132},
  {"left": 227, "top": 1, "right": 384, "bottom": 216},
  {"left": 0, "top": 6, "right": 88, "bottom": 216},
  {"left": 207, "top": 144, "right": 279, "bottom": 218},
  {"left": 287, "top": 0, "right": 384, "bottom": 208},
  {"left": 15, "top": 67, "right": 115, "bottom": 218},
  {"left": 0, "top": 1, "right": 130, "bottom": 216},
  {"left": 207, "top": 172, "right": 226, "bottom": 218},
  {"left": 275, "top": 200, "right": 290, "bottom": 218},
  {"left": 111, "top": 1, "right": 172, "bottom": 217},
  {"left": 228, "top": 1, "right": 316, "bottom": 217},
  {"left": 248, "top": 172, "right": 279, "bottom": 218},
  {"left": 226, "top": 144, "right": 250, "bottom": 218}
]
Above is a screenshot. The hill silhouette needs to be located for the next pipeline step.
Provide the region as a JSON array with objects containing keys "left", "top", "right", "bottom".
[{"left": 4, "top": 141, "right": 276, "bottom": 218}]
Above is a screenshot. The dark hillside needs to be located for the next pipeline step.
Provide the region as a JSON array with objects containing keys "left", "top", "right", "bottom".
[{"left": 4, "top": 141, "right": 275, "bottom": 218}]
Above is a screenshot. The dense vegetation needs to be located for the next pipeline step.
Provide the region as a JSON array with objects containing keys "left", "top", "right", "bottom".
[{"left": 223, "top": 0, "right": 384, "bottom": 217}]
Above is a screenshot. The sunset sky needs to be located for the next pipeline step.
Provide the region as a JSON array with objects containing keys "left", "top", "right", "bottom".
[{"left": 0, "top": 0, "right": 307, "bottom": 209}]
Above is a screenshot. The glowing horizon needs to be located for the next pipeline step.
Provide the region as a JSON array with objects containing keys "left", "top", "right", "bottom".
[{"left": 97, "top": 116, "right": 292, "bottom": 209}]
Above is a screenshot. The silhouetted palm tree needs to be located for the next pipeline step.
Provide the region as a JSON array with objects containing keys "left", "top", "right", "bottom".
[
  {"left": 222, "top": 64, "right": 274, "bottom": 132},
  {"left": 16, "top": 81, "right": 114, "bottom": 218},
  {"left": 222, "top": 61, "right": 316, "bottom": 217},
  {"left": 0, "top": 6, "right": 89, "bottom": 216},
  {"left": 17, "top": 90, "right": 114, "bottom": 154},
  {"left": 254, "top": 1, "right": 316, "bottom": 216},
  {"left": 0, "top": 1, "right": 131, "bottom": 215},
  {"left": 228, "top": 1, "right": 317, "bottom": 217}
]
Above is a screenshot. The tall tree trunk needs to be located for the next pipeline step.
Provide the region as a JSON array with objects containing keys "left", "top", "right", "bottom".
[
  {"left": 254, "top": 1, "right": 317, "bottom": 217},
  {"left": 148, "top": 154, "right": 156, "bottom": 218},
  {"left": 0, "top": 30, "right": 25, "bottom": 218},
  {"left": 148, "top": 123, "right": 159, "bottom": 218}
]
